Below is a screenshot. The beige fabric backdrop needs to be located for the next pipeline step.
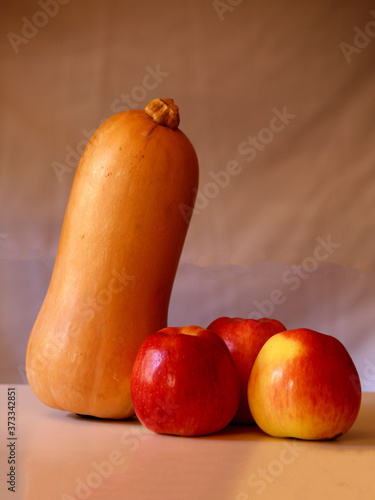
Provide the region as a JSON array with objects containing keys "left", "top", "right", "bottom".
[{"left": 1, "top": 0, "right": 374, "bottom": 387}]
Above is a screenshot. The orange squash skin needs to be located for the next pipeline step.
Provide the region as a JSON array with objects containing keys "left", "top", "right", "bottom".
[{"left": 26, "top": 105, "right": 199, "bottom": 419}]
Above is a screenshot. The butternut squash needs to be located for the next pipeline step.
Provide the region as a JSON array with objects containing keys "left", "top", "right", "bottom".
[{"left": 26, "top": 98, "right": 199, "bottom": 419}]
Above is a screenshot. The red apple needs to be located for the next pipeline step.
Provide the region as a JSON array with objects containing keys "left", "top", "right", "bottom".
[
  {"left": 130, "top": 325, "right": 241, "bottom": 436},
  {"left": 207, "top": 317, "right": 286, "bottom": 424},
  {"left": 248, "top": 328, "right": 362, "bottom": 440}
]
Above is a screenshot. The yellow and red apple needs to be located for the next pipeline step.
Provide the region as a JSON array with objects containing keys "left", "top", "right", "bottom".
[
  {"left": 130, "top": 325, "right": 241, "bottom": 436},
  {"left": 207, "top": 317, "right": 286, "bottom": 424},
  {"left": 248, "top": 328, "right": 362, "bottom": 440}
]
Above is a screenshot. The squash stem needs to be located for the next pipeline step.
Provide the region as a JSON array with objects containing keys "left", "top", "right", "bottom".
[{"left": 144, "top": 98, "right": 180, "bottom": 130}]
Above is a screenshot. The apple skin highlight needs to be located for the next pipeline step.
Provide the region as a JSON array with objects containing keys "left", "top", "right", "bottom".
[
  {"left": 248, "top": 328, "right": 362, "bottom": 440},
  {"left": 131, "top": 325, "right": 241, "bottom": 437}
]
